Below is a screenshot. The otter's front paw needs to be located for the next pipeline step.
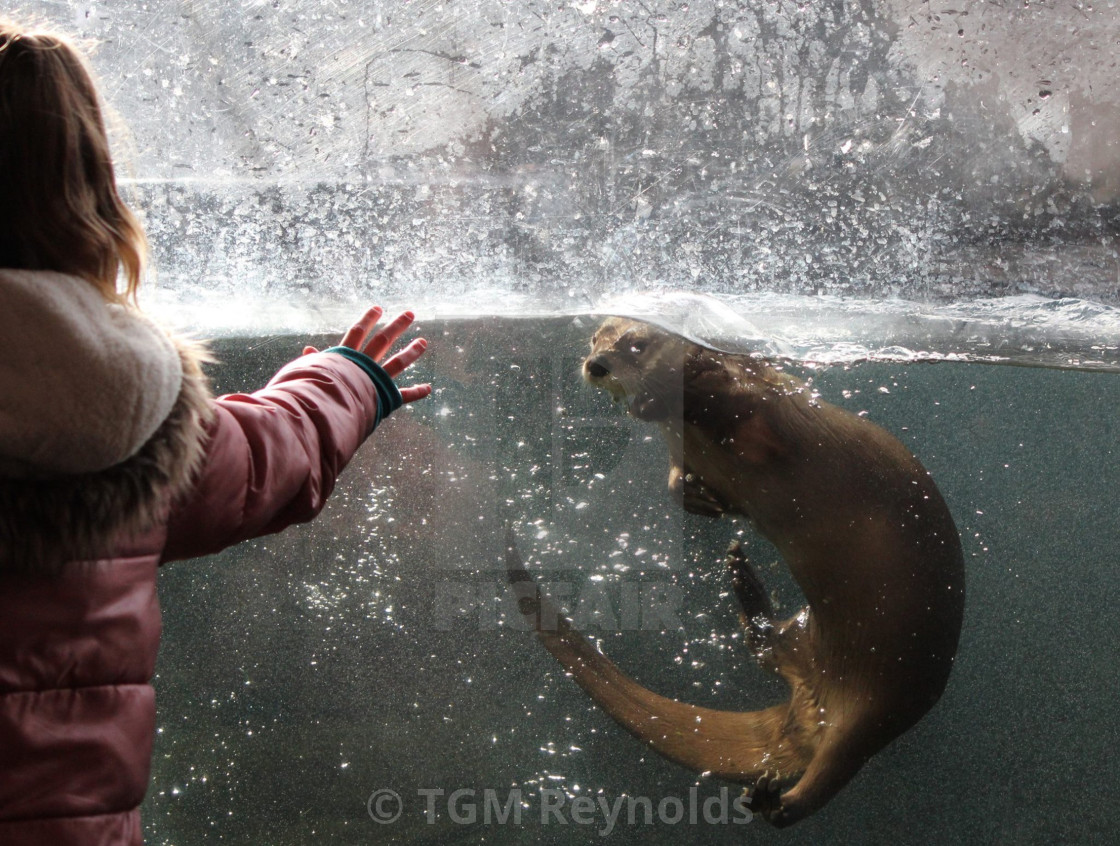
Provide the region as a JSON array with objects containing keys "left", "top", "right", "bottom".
[
  {"left": 726, "top": 542, "right": 770, "bottom": 616},
  {"left": 726, "top": 541, "right": 775, "bottom": 651},
  {"left": 684, "top": 481, "right": 727, "bottom": 517},
  {"left": 669, "top": 465, "right": 727, "bottom": 516}
]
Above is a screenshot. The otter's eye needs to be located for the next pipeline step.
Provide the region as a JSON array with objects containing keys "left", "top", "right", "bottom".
[{"left": 630, "top": 340, "right": 648, "bottom": 355}]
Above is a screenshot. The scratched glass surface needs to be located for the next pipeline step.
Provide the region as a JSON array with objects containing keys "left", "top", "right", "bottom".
[
  {"left": 36, "top": 0, "right": 1120, "bottom": 330},
  {"left": 15, "top": 1, "right": 1120, "bottom": 843}
]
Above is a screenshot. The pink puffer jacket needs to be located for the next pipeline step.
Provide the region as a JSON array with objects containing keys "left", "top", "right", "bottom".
[{"left": 0, "top": 349, "right": 382, "bottom": 845}]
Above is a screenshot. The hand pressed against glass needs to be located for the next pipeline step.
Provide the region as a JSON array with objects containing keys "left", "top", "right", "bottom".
[{"left": 305, "top": 306, "right": 432, "bottom": 404}]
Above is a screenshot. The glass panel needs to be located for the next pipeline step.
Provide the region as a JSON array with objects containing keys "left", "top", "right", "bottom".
[{"left": 11, "top": 3, "right": 1119, "bottom": 843}]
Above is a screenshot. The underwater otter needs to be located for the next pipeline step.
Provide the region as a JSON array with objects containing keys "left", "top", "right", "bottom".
[{"left": 507, "top": 317, "right": 965, "bottom": 827}]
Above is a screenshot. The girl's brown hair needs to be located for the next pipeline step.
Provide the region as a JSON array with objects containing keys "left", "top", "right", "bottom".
[{"left": 0, "top": 21, "right": 146, "bottom": 301}]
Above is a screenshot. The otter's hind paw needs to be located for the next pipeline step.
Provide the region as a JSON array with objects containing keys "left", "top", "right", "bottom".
[{"left": 747, "top": 775, "right": 785, "bottom": 826}]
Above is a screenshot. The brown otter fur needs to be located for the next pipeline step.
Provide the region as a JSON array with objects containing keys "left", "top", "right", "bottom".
[{"left": 507, "top": 317, "right": 965, "bottom": 827}]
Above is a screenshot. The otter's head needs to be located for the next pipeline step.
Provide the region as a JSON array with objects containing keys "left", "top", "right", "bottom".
[
  {"left": 584, "top": 317, "right": 795, "bottom": 428},
  {"left": 583, "top": 318, "right": 696, "bottom": 422}
]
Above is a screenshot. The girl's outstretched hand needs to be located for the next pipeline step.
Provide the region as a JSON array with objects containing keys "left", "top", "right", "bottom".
[{"left": 304, "top": 306, "right": 432, "bottom": 404}]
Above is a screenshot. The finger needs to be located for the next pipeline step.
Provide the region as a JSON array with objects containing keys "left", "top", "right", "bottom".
[
  {"left": 381, "top": 337, "right": 427, "bottom": 378},
  {"left": 339, "top": 306, "right": 384, "bottom": 350},
  {"left": 399, "top": 383, "right": 432, "bottom": 404},
  {"left": 302, "top": 345, "right": 319, "bottom": 356},
  {"left": 362, "top": 310, "right": 415, "bottom": 361}
]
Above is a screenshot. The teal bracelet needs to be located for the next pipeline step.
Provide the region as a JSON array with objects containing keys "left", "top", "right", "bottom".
[{"left": 322, "top": 347, "right": 404, "bottom": 428}]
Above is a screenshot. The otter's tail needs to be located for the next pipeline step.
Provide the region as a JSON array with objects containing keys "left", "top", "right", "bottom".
[{"left": 505, "top": 532, "right": 807, "bottom": 783}]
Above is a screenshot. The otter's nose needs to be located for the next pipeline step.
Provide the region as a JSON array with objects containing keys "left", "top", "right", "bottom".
[{"left": 585, "top": 356, "right": 610, "bottom": 379}]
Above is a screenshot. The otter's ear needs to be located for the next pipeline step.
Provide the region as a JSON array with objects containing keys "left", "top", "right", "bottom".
[{"left": 683, "top": 348, "right": 732, "bottom": 389}]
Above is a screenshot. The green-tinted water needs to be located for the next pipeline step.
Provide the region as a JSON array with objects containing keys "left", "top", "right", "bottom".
[{"left": 145, "top": 316, "right": 1119, "bottom": 844}]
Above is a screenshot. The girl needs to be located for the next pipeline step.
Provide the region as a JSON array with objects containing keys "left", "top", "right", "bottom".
[{"left": 0, "top": 20, "right": 431, "bottom": 845}]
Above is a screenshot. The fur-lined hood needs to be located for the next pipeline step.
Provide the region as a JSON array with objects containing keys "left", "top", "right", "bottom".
[{"left": 0, "top": 270, "right": 214, "bottom": 573}]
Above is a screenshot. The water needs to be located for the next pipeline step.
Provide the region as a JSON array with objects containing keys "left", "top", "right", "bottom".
[{"left": 144, "top": 314, "right": 1120, "bottom": 844}]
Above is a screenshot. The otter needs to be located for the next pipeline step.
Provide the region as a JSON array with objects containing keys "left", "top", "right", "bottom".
[{"left": 507, "top": 317, "right": 965, "bottom": 827}]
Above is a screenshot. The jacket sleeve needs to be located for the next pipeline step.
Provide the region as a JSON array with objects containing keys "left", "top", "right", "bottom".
[{"left": 160, "top": 352, "right": 381, "bottom": 563}]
